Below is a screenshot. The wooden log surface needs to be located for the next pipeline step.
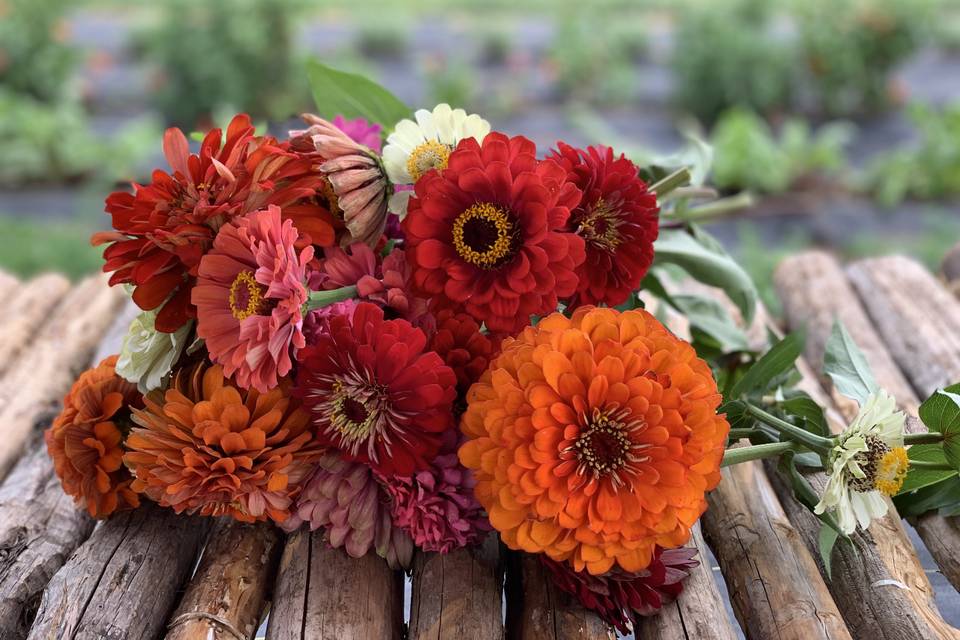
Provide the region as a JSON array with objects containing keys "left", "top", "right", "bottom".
[
  {"left": 0, "top": 274, "right": 70, "bottom": 376},
  {"left": 942, "top": 241, "right": 960, "bottom": 290},
  {"left": 166, "top": 520, "right": 282, "bottom": 640},
  {"left": 0, "top": 275, "right": 125, "bottom": 482},
  {"left": 267, "top": 530, "right": 403, "bottom": 640},
  {"left": 28, "top": 502, "right": 211, "bottom": 640},
  {"left": 632, "top": 525, "right": 739, "bottom": 640},
  {"left": 0, "top": 270, "right": 17, "bottom": 304},
  {"left": 409, "top": 535, "right": 504, "bottom": 640},
  {"left": 776, "top": 251, "right": 960, "bottom": 593}
]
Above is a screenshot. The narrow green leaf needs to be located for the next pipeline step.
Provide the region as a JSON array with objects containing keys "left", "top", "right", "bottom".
[
  {"left": 306, "top": 60, "right": 411, "bottom": 129},
  {"left": 780, "top": 394, "right": 829, "bottom": 437},
  {"left": 899, "top": 444, "right": 958, "bottom": 494},
  {"left": 894, "top": 476, "right": 960, "bottom": 517},
  {"left": 670, "top": 294, "right": 750, "bottom": 354},
  {"left": 823, "top": 320, "right": 878, "bottom": 405},
  {"left": 728, "top": 332, "right": 803, "bottom": 400},
  {"left": 818, "top": 523, "right": 839, "bottom": 580}
]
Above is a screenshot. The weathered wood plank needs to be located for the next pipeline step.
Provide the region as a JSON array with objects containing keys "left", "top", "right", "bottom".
[
  {"left": 267, "top": 530, "right": 403, "bottom": 640},
  {"left": 409, "top": 535, "right": 504, "bottom": 640},
  {"left": 632, "top": 525, "right": 739, "bottom": 640},
  {"left": 165, "top": 520, "right": 281, "bottom": 640},
  {"left": 0, "top": 269, "right": 17, "bottom": 301},
  {"left": 941, "top": 241, "right": 960, "bottom": 289},
  {"left": 0, "top": 275, "right": 125, "bottom": 482},
  {"left": 777, "top": 251, "right": 960, "bottom": 593},
  {"left": 0, "top": 274, "right": 71, "bottom": 377},
  {"left": 27, "top": 502, "right": 211, "bottom": 640}
]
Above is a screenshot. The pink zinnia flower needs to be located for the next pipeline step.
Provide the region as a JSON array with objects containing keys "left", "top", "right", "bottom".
[
  {"left": 281, "top": 452, "right": 414, "bottom": 569},
  {"left": 332, "top": 115, "right": 383, "bottom": 152},
  {"left": 193, "top": 205, "right": 312, "bottom": 392},
  {"left": 380, "top": 453, "right": 491, "bottom": 553}
]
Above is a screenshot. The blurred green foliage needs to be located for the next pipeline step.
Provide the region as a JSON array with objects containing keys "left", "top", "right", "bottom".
[
  {"left": 0, "top": 0, "right": 77, "bottom": 102},
  {"left": 0, "top": 214, "right": 102, "bottom": 279}
]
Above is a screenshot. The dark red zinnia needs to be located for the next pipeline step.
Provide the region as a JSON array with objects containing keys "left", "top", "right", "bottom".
[
  {"left": 428, "top": 309, "right": 497, "bottom": 398},
  {"left": 402, "top": 132, "right": 585, "bottom": 334},
  {"left": 541, "top": 546, "right": 699, "bottom": 633},
  {"left": 93, "top": 114, "right": 335, "bottom": 332},
  {"left": 548, "top": 142, "right": 659, "bottom": 308},
  {"left": 294, "top": 302, "right": 457, "bottom": 476}
]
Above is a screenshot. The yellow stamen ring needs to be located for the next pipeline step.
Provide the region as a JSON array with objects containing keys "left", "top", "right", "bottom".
[
  {"left": 874, "top": 446, "right": 909, "bottom": 496},
  {"left": 452, "top": 203, "right": 515, "bottom": 269},
  {"left": 407, "top": 140, "right": 451, "bottom": 181},
  {"left": 229, "top": 271, "right": 265, "bottom": 321}
]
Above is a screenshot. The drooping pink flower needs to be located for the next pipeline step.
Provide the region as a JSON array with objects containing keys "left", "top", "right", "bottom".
[
  {"left": 281, "top": 452, "right": 414, "bottom": 569},
  {"left": 380, "top": 453, "right": 491, "bottom": 553},
  {"left": 192, "top": 205, "right": 311, "bottom": 392}
]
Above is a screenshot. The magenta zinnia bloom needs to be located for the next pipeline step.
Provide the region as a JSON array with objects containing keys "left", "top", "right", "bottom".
[
  {"left": 541, "top": 546, "right": 699, "bottom": 633},
  {"left": 193, "top": 205, "right": 311, "bottom": 392},
  {"left": 380, "top": 453, "right": 491, "bottom": 553},
  {"left": 281, "top": 453, "right": 414, "bottom": 569},
  {"left": 332, "top": 115, "right": 383, "bottom": 152}
]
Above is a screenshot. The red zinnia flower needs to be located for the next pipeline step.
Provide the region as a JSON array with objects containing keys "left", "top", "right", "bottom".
[
  {"left": 402, "top": 132, "right": 586, "bottom": 334},
  {"left": 93, "top": 114, "right": 334, "bottom": 332},
  {"left": 541, "top": 546, "right": 699, "bottom": 633},
  {"left": 549, "top": 142, "right": 659, "bottom": 307},
  {"left": 428, "top": 309, "right": 497, "bottom": 397},
  {"left": 294, "top": 302, "right": 457, "bottom": 476}
]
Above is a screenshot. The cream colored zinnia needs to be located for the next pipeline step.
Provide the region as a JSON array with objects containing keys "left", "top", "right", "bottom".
[
  {"left": 814, "top": 390, "right": 908, "bottom": 534},
  {"left": 115, "top": 309, "right": 194, "bottom": 393}
]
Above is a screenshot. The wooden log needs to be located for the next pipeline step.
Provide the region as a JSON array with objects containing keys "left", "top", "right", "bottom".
[
  {"left": 777, "top": 251, "right": 960, "bottom": 593},
  {"left": 409, "top": 535, "right": 504, "bottom": 640},
  {"left": 0, "top": 274, "right": 71, "bottom": 376},
  {"left": 0, "top": 441, "right": 96, "bottom": 640},
  {"left": 0, "top": 275, "right": 125, "bottom": 482},
  {"left": 632, "top": 525, "right": 739, "bottom": 640},
  {"left": 267, "top": 530, "right": 403, "bottom": 640},
  {"left": 942, "top": 241, "right": 960, "bottom": 291},
  {"left": 165, "top": 520, "right": 282, "bottom": 640},
  {"left": 0, "top": 269, "right": 17, "bottom": 301},
  {"left": 27, "top": 502, "right": 211, "bottom": 640}
]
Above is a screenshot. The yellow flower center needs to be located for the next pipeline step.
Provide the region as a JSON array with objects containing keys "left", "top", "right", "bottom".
[
  {"left": 577, "top": 197, "right": 624, "bottom": 253},
  {"left": 229, "top": 271, "right": 266, "bottom": 321},
  {"left": 406, "top": 140, "right": 451, "bottom": 181},
  {"left": 452, "top": 203, "right": 516, "bottom": 269},
  {"left": 874, "top": 446, "right": 909, "bottom": 496}
]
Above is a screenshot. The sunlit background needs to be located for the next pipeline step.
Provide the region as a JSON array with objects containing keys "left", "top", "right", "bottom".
[{"left": 1, "top": 0, "right": 959, "bottom": 314}]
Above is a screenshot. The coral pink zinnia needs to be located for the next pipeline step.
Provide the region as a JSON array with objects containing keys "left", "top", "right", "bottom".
[
  {"left": 402, "top": 132, "right": 586, "bottom": 334},
  {"left": 193, "top": 204, "right": 312, "bottom": 393},
  {"left": 549, "top": 142, "right": 659, "bottom": 307},
  {"left": 295, "top": 302, "right": 457, "bottom": 476}
]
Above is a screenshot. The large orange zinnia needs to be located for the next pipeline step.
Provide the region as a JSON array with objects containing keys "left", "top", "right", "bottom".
[{"left": 458, "top": 307, "right": 729, "bottom": 575}]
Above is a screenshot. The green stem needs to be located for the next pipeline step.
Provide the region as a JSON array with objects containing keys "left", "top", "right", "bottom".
[
  {"left": 908, "top": 460, "right": 956, "bottom": 471},
  {"left": 745, "top": 403, "right": 835, "bottom": 453},
  {"left": 904, "top": 432, "right": 945, "bottom": 445},
  {"left": 727, "top": 428, "right": 758, "bottom": 439},
  {"left": 676, "top": 192, "right": 756, "bottom": 222},
  {"left": 649, "top": 167, "right": 691, "bottom": 198},
  {"left": 306, "top": 285, "right": 358, "bottom": 310},
  {"left": 722, "top": 441, "right": 796, "bottom": 467}
]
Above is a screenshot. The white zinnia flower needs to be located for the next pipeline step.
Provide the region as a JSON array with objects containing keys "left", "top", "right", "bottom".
[
  {"left": 382, "top": 104, "right": 491, "bottom": 215},
  {"left": 814, "top": 390, "right": 908, "bottom": 534},
  {"left": 116, "top": 310, "right": 194, "bottom": 394}
]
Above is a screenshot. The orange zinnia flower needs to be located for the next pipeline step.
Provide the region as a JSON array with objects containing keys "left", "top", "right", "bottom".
[
  {"left": 45, "top": 355, "right": 143, "bottom": 519},
  {"left": 124, "top": 362, "right": 323, "bottom": 523},
  {"left": 458, "top": 307, "right": 729, "bottom": 575}
]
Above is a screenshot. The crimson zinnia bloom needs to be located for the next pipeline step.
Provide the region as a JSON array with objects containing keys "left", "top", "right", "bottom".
[
  {"left": 549, "top": 142, "right": 659, "bottom": 307},
  {"left": 295, "top": 302, "right": 457, "bottom": 476},
  {"left": 403, "top": 132, "right": 585, "bottom": 334},
  {"left": 93, "top": 114, "right": 333, "bottom": 332},
  {"left": 541, "top": 546, "right": 699, "bottom": 633},
  {"left": 428, "top": 309, "right": 497, "bottom": 398}
]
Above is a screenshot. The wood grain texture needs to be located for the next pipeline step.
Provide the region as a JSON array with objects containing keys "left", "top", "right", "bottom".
[
  {"left": 165, "top": 520, "right": 282, "bottom": 640},
  {"left": 0, "top": 269, "right": 18, "bottom": 302},
  {"left": 942, "top": 241, "right": 960, "bottom": 291},
  {"left": 27, "top": 501, "right": 210, "bottom": 640},
  {"left": 776, "top": 251, "right": 960, "bottom": 593},
  {"left": 633, "top": 525, "right": 739, "bottom": 640},
  {"left": 409, "top": 535, "right": 504, "bottom": 640},
  {"left": 267, "top": 530, "right": 403, "bottom": 640},
  {"left": 0, "top": 274, "right": 71, "bottom": 376},
  {"left": 0, "top": 275, "right": 125, "bottom": 482}
]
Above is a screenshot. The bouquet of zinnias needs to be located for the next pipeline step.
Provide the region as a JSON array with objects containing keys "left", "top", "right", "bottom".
[{"left": 45, "top": 71, "right": 732, "bottom": 632}]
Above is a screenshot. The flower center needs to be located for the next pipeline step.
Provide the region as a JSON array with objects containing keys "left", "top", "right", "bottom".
[
  {"left": 452, "top": 203, "right": 517, "bottom": 269},
  {"left": 576, "top": 197, "right": 624, "bottom": 253},
  {"left": 319, "top": 176, "right": 342, "bottom": 219},
  {"left": 407, "top": 140, "right": 451, "bottom": 181},
  {"left": 569, "top": 406, "right": 648, "bottom": 487},
  {"left": 849, "top": 435, "right": 909, "bottom": 496},
  {"left": 229, "top": 271, "right": 267, "bottom": 321}
]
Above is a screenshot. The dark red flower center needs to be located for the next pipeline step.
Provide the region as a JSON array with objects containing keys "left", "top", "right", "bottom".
[
  {"left": 577, "top": 198, "right": 624, "bottom": 254},
  {"left": 229, "top": 271, "right": 268, "bottom": 321},
  {"left": 341, "top": 397, "right": 370, "bottom": 425},
  {"left": 452, "top": 203, "right": 517, "bottom": 269},
  {"left": 570, "top": 406, "right": 648, "bottom": 486}
]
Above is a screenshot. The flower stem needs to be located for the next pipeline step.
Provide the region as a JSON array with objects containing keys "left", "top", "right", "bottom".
[
  {"left": 908, "top": 460, "right": 956, "bottom": 471},
  {"left": 728, "top": 428, "right": 758, "bottom": 440},
  {"left": 676, "top": 192, "right": 756, "bottom": 222},
  {"left": 649, "top": 167, "right": 691, "bottom": 198},
  {"left": 744, "top": 403, "right": 835, "bottom": 454},
  {"left": 307, "top": 285, "right": 358, "bottom": 310},
  {"left": 904, "top": 432, "right": 945, "bottom": 445},
  {"left": 722, "top": 441, "right": 796, "bottom": 467}
]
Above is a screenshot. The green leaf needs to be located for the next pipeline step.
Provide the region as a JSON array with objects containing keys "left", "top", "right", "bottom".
[
  {"left": 653, "top": 228, "right": 758, "bottom": 324},
  {"left": 818, "top": 523, "right": 839, "bottom": 580},
  {"left": 306, "top": 60, "right": 411, "bottom": 129},
  {"left": 779, "top": 453, "right": 845, "bottom": 536},
  {"left": 919, "top": 384, "right": 960, "bottom": 472},
  {"left": 894, "top": 476, "right": 960, "bottom": 517},
  {"left": 670, "top": 294, "right": 750, "bottom": 354},
  {"left": 899, "top": 444, "right": 958, "bottom": 494},
  {"left": 728, "top": 332, "right": 803, "bottom": 400},
  {"left": 823, "top": 320, "right": 878, "bottom": 405},
  {"left": 780, "top": 393, "right": 829, "bottom": 437}
]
